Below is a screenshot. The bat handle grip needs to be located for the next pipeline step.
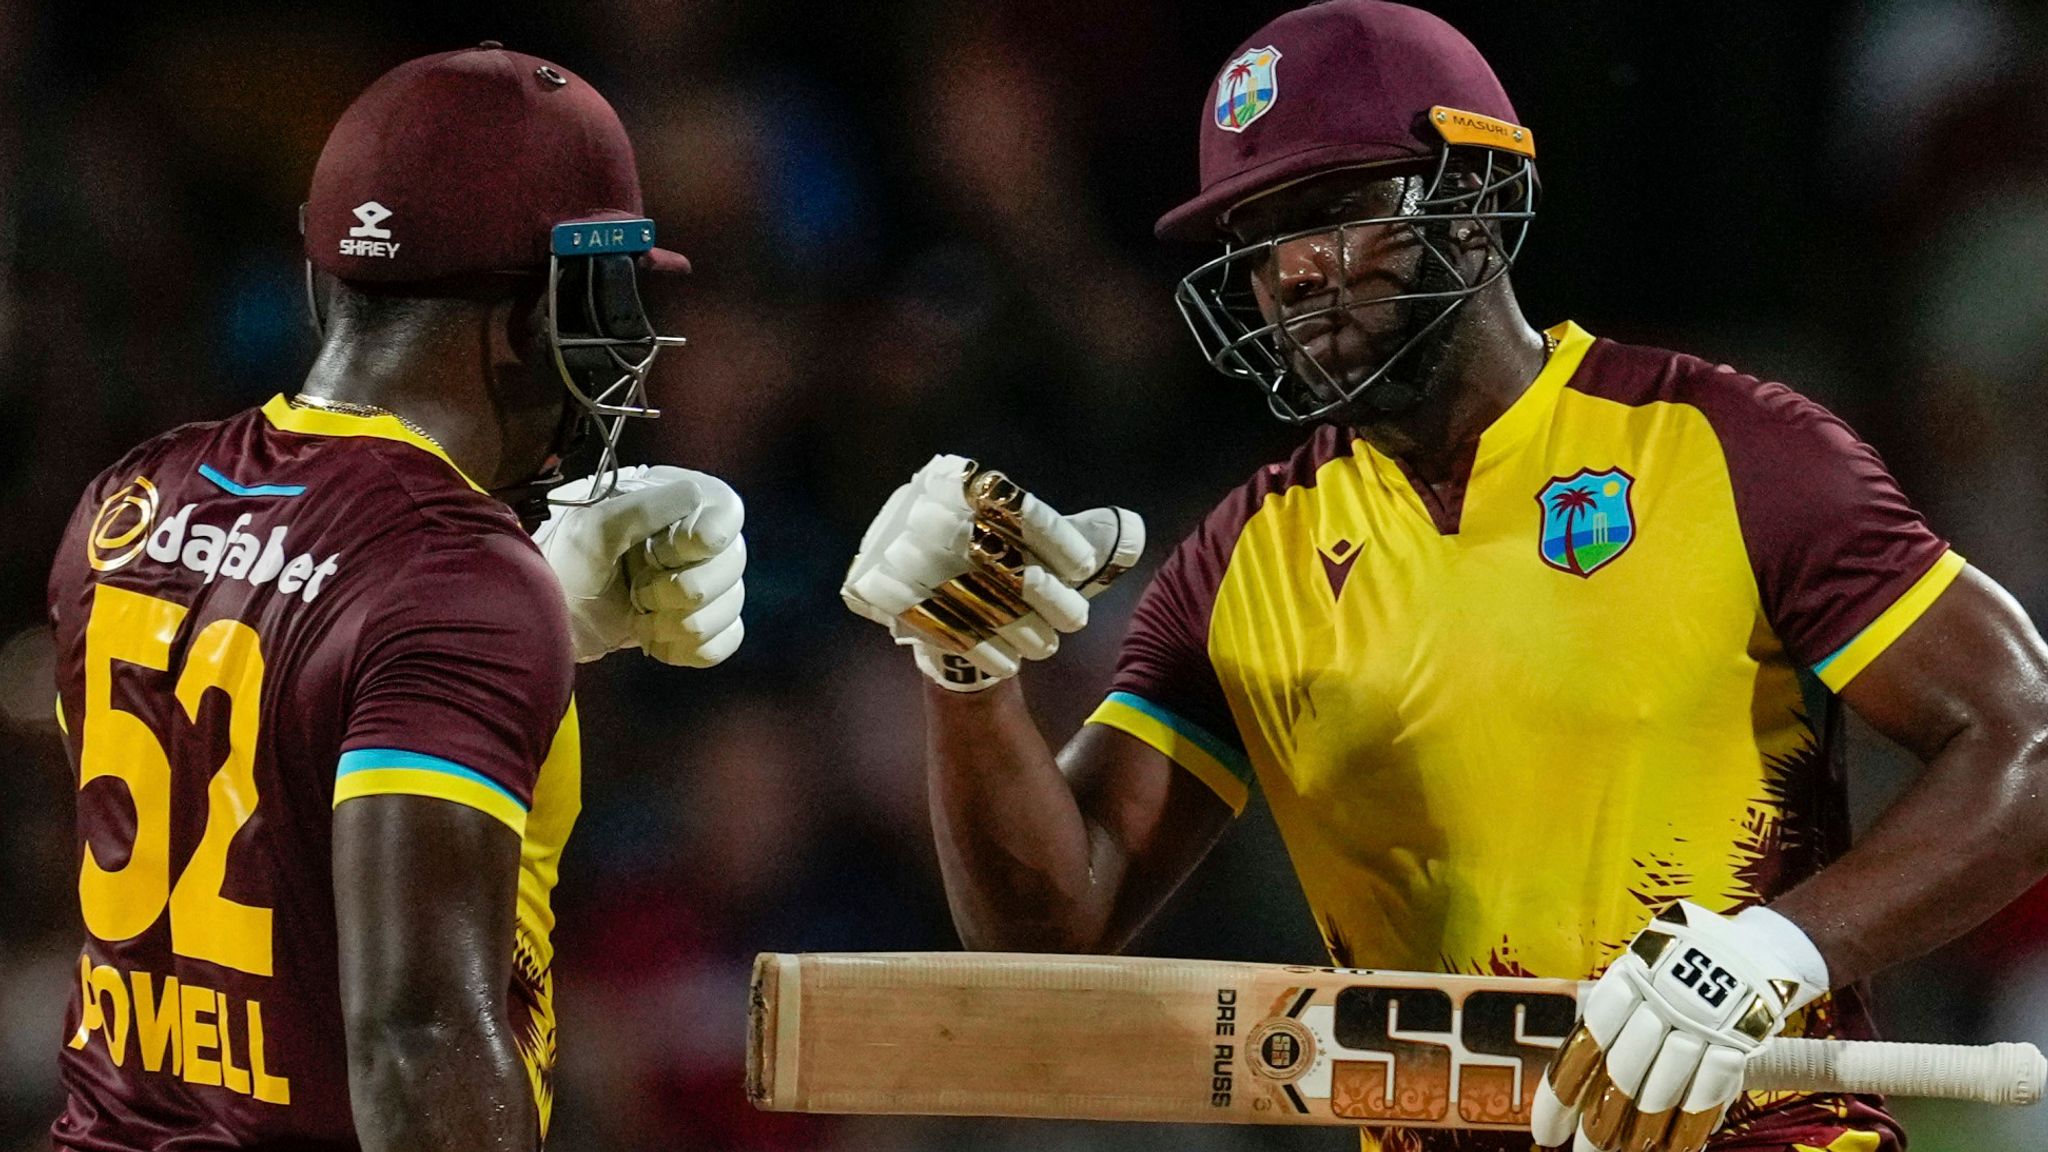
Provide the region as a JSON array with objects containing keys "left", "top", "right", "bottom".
[{"left": 1748, "top": 1038, "right": 2048, "bottom": 1105}]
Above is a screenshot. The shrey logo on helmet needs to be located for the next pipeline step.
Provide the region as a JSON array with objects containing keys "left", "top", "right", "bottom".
[
  {"left": 1214, "top": 46, "right": 1282, "bottom": 133},
  {"left": 349, "top": 201, "right": 393, "bottom": 238},
  {"left": 340, "top": 201, "right": 399, "bottom": 258}
]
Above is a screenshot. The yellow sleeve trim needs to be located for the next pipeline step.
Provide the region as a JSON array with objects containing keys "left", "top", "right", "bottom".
[
  {"left": 1813, "top": 550, "right": 1966, "bottom": 692},
  {"left": 54, "top": 696, "right": 68, "bottom": 736},
  {"left": 333, "top": 767, "right": 529, "bottom": 836},
  {"left": 1085, "top": 692, "right": 1251, "bottom": 815}
]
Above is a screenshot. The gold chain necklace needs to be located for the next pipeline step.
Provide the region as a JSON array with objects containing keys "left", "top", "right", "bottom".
[
  {"left": 1543, "top": 331, "right": 1559, "bottom": 360},
  {"left": 288, "top": 394, "right": 448, "bottom": 454}
]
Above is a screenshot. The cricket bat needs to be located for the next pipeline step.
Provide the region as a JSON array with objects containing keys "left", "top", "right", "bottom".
[{"left": 747, "top": 952, "right": 2047, "bottom": 1131}]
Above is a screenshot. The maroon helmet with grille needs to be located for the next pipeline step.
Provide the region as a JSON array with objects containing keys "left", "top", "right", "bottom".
[
  {"left": 303, "top": 43, "right": 688, "bottom": 500},
  {"left": 1160, "top": 1, "right": 1539, "bottom": 424}
]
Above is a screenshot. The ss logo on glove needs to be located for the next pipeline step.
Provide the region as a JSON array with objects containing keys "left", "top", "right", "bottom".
[{"left": 1670, "top": 949, "right": 1740, "bottom": 1009}]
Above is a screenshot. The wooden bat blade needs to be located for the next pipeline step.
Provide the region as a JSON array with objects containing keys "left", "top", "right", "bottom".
[
  {"left": 748, "top": 951, "right": 1577, "bottom": 1129},
  {"left": 746, "top": 952, "right": 2046, "bottom": 1130}
]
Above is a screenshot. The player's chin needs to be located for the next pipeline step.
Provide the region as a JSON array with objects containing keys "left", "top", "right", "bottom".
[{"left": 1286, "top": 327, "right": 1388, "bottom": 398}]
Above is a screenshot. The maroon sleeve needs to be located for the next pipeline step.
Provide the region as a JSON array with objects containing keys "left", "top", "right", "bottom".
[
  {"left": 1106, "top": 510, "right": 1246, "bottom": 754},
  {"left": 1106, "top": 426, "right": 1350, "bottom": 752},
  {"left": 339, "top": 529, "right": 574, "bottom": 809},
  {"left": 1575, "top": 343, "right": 1950, "bottom": 667}
]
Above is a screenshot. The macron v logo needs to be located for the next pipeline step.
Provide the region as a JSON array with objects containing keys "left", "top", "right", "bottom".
[
  {"left": 349, "top": 201, "right": 394, "bottom": 239},
  {"left": 1318, "top": 538, "right": 1360, "bottom": 600}
]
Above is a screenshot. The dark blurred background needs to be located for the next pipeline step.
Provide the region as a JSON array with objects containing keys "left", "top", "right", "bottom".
[{"left": 7, "top": 1, "right": 2048, "bottom": 1149}]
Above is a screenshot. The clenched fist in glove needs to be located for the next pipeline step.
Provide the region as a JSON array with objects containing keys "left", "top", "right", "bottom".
[
  {"left": 1531, "top": 901, "right": 1831, "bottom": 1152},
  {"left": 535, "top": 465, "right": 747, "bottom": 667},
  {"left": 843, "top": 454, "right": 1144, "bottom": 692}
]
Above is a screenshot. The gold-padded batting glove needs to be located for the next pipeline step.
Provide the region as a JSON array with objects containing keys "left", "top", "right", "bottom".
[
  {"left": 842, "top": 454, "right": 1143, "bottom": 692},
  {"left": 1531, "top": 901, "right": 1830, "bottom": 1152}
]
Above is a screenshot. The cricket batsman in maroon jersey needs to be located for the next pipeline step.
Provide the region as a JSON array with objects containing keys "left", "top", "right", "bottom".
[{"left": 48, "top": 46, "right": 746, "bottom": 1151}]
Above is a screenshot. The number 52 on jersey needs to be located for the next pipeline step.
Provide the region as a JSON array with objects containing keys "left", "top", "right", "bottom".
[{"left": 67, "top": 584, "right": 289, "bottom": 1103}]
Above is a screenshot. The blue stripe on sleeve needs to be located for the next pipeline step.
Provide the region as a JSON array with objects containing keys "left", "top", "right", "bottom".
[
  {"left": 1810, "top": 640, "right": 1849, "bottom": 678},
  {"left": 1103, "top": 691, "right": 1253, "bottom": 782},
  {"left": 335, "top": 747, "right": 526, "bottom": 808}
]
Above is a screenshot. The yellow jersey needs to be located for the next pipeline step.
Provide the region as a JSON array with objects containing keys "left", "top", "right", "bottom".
[{"left": 1088, "top": 323, "right": 1949, "bottom": 1150}]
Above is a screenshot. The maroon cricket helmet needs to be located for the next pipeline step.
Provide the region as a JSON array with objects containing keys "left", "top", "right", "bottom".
[
  {"left": 305, "top": 42, "right": 689, "bottom": 281},
  {"left": 1155, "top": 0, "right": 1529, "bottom": 242}
]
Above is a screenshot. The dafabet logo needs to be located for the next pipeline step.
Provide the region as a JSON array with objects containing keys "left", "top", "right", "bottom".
[{"left": 86, "top": 475, "right": 344, "bottom": 602}]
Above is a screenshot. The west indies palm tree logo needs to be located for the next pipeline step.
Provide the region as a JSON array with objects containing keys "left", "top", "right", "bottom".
[
  {"left": 1214, "top": 46, "right": 1283, "bottom": 133},
  {"left": 1537, "top": 467, "right": 1636, "bottom": 577}
]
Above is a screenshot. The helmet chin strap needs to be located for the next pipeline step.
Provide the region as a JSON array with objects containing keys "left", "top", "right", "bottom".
[
  {"left": 1360, "top": 379, "right": 1426, "bottom": 415},
  {"left": 492, "top": 474, "right": 564, "bottom": 534}
]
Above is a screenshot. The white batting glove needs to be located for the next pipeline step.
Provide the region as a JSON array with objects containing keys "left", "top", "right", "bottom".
[
  {"left": 843, "top": 454, "right": 1143, "bottom": 692},
  {"left": 1531, "top": 901, "right": 1830, "bottom": 1152},
  {"left": 534, "top": 465, "right": 746, "bottom": 668}
]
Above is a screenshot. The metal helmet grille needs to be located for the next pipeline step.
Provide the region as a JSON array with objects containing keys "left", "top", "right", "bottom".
[
  {"left": 544, "top": 248, "right": 686, "bottom": 505},
  {"left": 1173, "top": 146, "right": 1536, "bottom": 425}
]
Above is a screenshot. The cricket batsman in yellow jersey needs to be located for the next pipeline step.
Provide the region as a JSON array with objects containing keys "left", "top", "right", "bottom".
[{"left": 841, "top": 3, "right": 2048, "bottom": 1151}]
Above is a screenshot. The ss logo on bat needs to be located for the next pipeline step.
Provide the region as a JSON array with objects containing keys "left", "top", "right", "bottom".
[
  {"left": 1669, "top": 947, "right": 1740, "bottom": 1008},
  {"left": 1328, "top": 986, "right": 1577, "bottom": 1124}
]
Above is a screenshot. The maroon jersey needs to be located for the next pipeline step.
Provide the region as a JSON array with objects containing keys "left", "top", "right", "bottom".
[{"left": 47, "top": 396, "right": 579, "bottom": 1150}]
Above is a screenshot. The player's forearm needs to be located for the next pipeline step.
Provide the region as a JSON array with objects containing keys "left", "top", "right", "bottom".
[
  {"left": 346, "top": 1010, "right": 534, "bottom": 1152},
  {"left": 925, "top": 679, "right": 1121, "bottom": 953},
  {"left": 1770, "top": 725, "right": 2048, "bottom": 987}
]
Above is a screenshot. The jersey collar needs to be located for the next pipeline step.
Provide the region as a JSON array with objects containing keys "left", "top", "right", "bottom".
[
  {"left": 260, "top": 395, "right": 487, "bottom": 494},
  {"left": 1472, "top": 320, "right": 1597, "bottom": 467}
]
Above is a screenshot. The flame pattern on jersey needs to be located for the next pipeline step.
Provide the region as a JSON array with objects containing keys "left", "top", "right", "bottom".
[{"left": 513, "top": 922, "right": 560, "bottom": 1130}]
